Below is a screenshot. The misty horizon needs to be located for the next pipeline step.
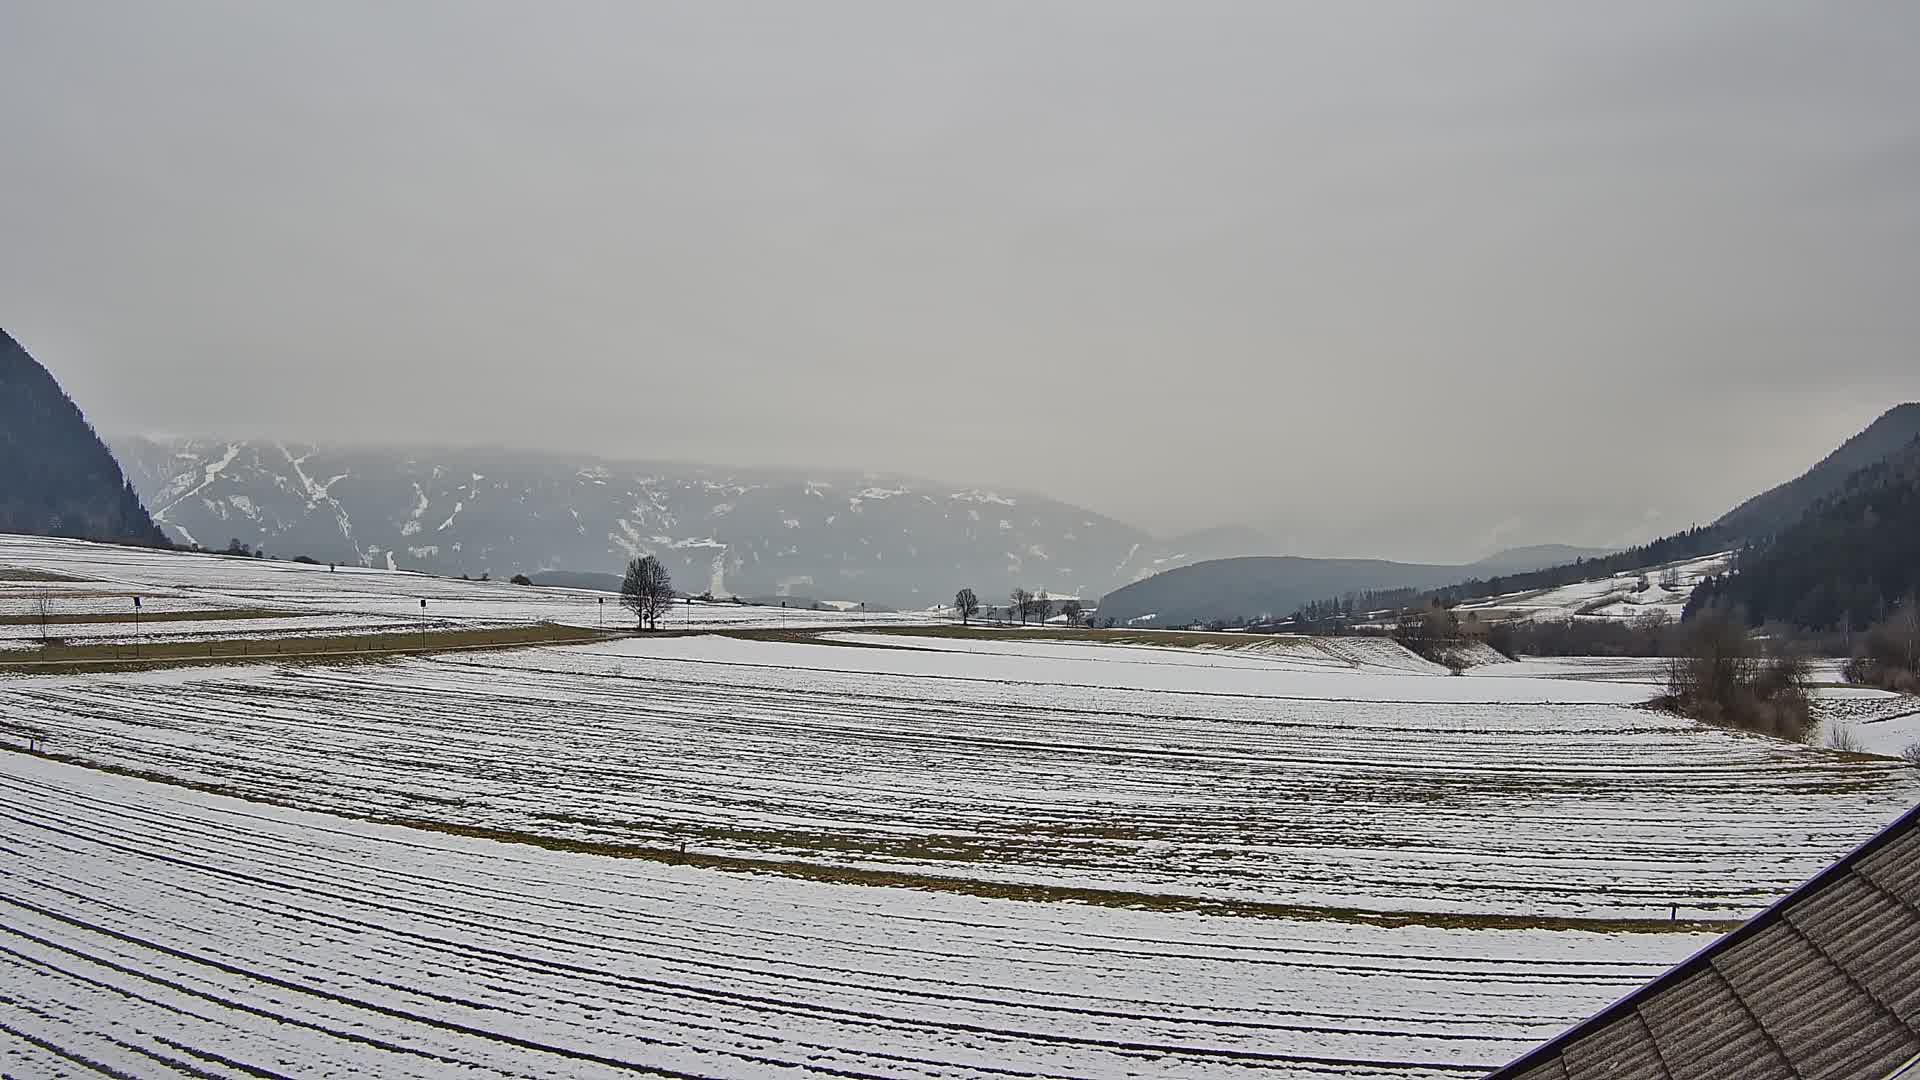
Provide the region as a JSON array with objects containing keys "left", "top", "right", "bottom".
[
  {"left": 101, "top": 417, "right": 1877, "bottom": 567},
  {"left": 7, "top": 2, "right": 1920, "bottom": 563}
]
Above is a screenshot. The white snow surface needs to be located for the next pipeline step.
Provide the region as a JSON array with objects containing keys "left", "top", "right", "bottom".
[
  {"left": 6, "top": 632, "right": 1913, "bottom": 922},
  {"left": 0, "top": 534, "right": 939, "bottom": 634},
  {"left": 4, "top": 531, "right": 1919, "bottom": 1077},
  {"left": 0, "top": 753, "right": 1711, "bottom": 1078}
]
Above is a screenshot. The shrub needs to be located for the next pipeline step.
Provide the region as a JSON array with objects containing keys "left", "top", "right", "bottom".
[
  {"left": 510, "top": 574, "right": 533, "bottom": 586},
  {"left": 1900, "top": 743, "right": 1920, "bottom": 767},
  {"left": 1659, "top": 611, "right": 1811, "bottom": 742},
  {"left": 1843, "top": 600, "right": 1920, "bottom": 694}
]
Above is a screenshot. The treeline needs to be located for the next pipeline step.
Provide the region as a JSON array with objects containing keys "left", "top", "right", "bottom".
[
  {"left": 1686, "top": 438, "right": 1920, "bottom": 632},
  {"left": 1481, "top": 613, "right": 1679, "bottom": 659},
  {"left": 1285, "top": 587, "right": 1424, "bottom": 631}
]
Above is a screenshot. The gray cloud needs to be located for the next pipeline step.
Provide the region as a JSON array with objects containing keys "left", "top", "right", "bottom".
[{"left": 5, "top": 1, "right": 1918, "bottom": 561}]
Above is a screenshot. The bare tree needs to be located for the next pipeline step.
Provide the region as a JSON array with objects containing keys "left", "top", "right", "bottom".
[
  {"left": 954, "top": 587, "right": 979, "bottom": 626},
  {"left": 1665, "top": 610, "right": 1756, "bottom": 719},
  {"left": 1888, "top": 596, "right": 1920, "bottom": 674},
  {"left": 1010, "top": 588, "right": 1033, "bottom": 626},
  {"left": 621, "top": 556, "right": 675, "bottom": 631},
  {"left": 1060, "top": 599, "right": 1084, "bottom": 626},
  {"left": 34, "top": 589, "right": 51, "bottom": 643}
]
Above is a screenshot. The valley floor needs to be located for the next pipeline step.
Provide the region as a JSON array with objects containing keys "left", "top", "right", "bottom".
[
  {"left": 0, "top": 753, "right": 1700, "bottom": 1079},
  {"left": 2, "top": 534, "right": 1917, "bottom": 1078}
]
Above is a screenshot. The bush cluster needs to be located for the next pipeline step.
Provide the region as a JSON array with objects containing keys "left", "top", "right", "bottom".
[{"left": 1657, "top": 611, "right": 1812, "bottom": 742}]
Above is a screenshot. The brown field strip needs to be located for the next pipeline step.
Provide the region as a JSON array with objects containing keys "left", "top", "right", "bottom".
[{"left": 0, "top": 623, "right": 610, "bottom": 673}]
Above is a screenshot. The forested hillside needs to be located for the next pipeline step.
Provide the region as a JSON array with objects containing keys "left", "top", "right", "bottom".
[
  {"left": 1717, "top": 404, "right": 1920, "bottom": 538},
  {"left": 1688, "top": 438, "right": 1920, "bottom": 629},
  {"left": 0, "top": 330, "right": 167, "bottom": 546},
  {"left": 1411, "top": 405, "right": 1920, "bottom": 613},
  {"left": 1422, "top": 528, "right": 1729, "bottom": 609}
]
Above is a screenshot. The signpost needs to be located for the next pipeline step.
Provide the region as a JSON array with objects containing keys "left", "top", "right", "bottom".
[
  {"left": 133, "top": 595, "right": 142, "bottom": 657},
  {"left": 419, "top": 598, "right": 428, "bottom": 649}
]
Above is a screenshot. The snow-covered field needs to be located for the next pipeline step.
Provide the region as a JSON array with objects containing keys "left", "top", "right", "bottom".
[
  {"left": 1483, "top": 656, "right": 1920, "bottom": 758},
  {"left": 3, "top": 533, "right": 1918, "bottom": 1077},
  {"left": 0, "top": 534, "right": 939, "bottom": 634},
  {"left": 6, "top": 632, "right": 1914, "bottom": 924},
  {"left": 0, "top": 753, "right": 1707, "bottom": 1079}
]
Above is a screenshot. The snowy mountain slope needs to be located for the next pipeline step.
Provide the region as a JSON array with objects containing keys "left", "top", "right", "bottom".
[
  {"left": 1451, "top": 551, "right": 1734, "bottom": 624},
  {"left": 112, "top": 437, "right": 1170, "bottom": 607}
]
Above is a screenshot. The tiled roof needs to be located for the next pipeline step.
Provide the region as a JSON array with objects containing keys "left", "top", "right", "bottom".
[{"left": 1489, "top": 802, "right": 1920, "bottom": 1080}]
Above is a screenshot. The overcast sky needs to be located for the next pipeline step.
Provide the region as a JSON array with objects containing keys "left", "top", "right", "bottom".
[{"left": 4, "top": 2, "right": 1918, "bottom": 561}]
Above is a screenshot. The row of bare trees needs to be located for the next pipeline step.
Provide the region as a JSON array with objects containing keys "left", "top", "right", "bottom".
[{"left": 953, "top": 587, "right": 1083, "bottom": 627}]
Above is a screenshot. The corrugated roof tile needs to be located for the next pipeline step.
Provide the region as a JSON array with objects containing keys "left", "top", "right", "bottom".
[
  {"left": 1793, "top": 876, "right": 1920, "bottom": 1020},
  {"left": 1639, "top": 967, "right": 1793, "bottom": 1079},
  {"left": 1486, "top": 803, "right": 1920, "bottom": 1080},
  {"left": 1559, "top": 1009, "right": 1669, "bottom": 1080},
  {"left": 1717, "top": 921, "right": 1917, "bottom": 1078}
]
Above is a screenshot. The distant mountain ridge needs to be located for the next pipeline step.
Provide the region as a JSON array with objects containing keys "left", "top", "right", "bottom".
[
  {"left": 1470, "top": 544, "right": 1613, "bottom": 576},
  {"left": 1092, "top": 555, "right": 1479, "bottom": 627},
  {"left": 0, "top": 330, "right": 167, "bottom": 547},
  {"left": 113, "top": 436, "right": 1225, "bottom": 608},
  {"left": 1098, "top": 405, "right": 1920, "bottom": 626}
]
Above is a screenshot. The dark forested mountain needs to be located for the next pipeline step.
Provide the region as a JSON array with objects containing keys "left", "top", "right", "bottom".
[
  {"left": 111, "top": 436, "right": 1212, "bottom": 608},
  {"left": 1093, "top": 556, "right": 1480, "bottom": 626},
  {"left": 1717, "top": 404, "right": 1920, "bottom": 538},
  {"left": 0, "top": 330, "right": 167, "bottom": 546},
  {"left": 1688, "top": 437, "right": 1920, "bottom": 629}
]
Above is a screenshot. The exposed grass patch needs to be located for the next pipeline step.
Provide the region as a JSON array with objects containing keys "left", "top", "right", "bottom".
[
  {"left": 0, "top": 607, "right": 293, "bottom": 626},
  {"left": 0, "top": 568, "right": 87, "bottom": 582},
  {"left": 383, "top": 816, "right": 1743, "bottom": 934},
  {"left": 735, "top": 624, "right": 1324, "bottom": 653},
  {"left": 0, "top": 623, "right": 608, "bottom": 674}
]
